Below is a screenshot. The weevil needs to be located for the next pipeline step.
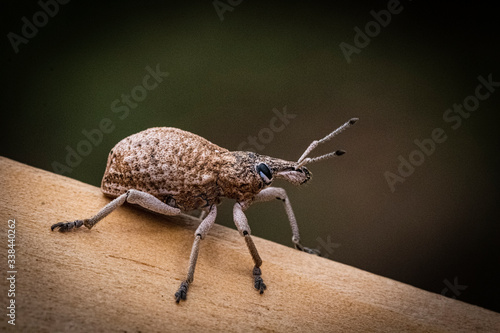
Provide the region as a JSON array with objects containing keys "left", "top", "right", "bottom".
[{"left": 51, "top": 117, "right": 358, "bottom": 302}]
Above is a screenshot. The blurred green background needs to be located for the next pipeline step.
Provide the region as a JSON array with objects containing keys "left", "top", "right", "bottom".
[{"left": 2, "top": 1, "right": 499, "bottom": 312}]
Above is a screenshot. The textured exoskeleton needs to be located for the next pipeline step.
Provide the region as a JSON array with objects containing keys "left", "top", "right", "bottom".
[{"left": 52, "top": 118, "right": 358, "bottom": 303}]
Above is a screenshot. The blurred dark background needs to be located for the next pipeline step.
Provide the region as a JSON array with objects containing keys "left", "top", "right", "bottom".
[{"left": 1, "top": 1, "right": 499, "bottom": 313}]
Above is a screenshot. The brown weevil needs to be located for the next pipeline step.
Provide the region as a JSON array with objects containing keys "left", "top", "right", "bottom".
[{"left": 51, "top": 117, "right": 358, "bottom": 302}]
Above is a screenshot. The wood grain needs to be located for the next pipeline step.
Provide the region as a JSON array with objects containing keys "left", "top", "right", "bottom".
[{"left": 0, "top": 156, "right": 498, "bottom": 332}]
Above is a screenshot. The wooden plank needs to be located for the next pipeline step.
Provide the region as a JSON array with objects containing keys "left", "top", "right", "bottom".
[{"left": 0, "top": 156, "right": 498, "bottom": 332}]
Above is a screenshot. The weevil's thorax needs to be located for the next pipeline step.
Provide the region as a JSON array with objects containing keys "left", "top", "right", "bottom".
[
  {"left": 216, "top": 151, "right": 262, "bottom": 203},
  {"left": 217, "top": 151, "right": 312, "bottom": 203}
]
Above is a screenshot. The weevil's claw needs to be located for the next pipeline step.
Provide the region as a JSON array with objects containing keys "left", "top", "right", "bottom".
[
  {"left": 175, "top": 281, "right": 189, "bottom": 303},
  {"left": 294, "top": 242, "right": 322, "bottom": 256},
  {"left": 50, "top": 222, "right": 64, "bottom": 231},
  {"left": 252, "top": 266, "right": 266, "bottom": 294},
  {"left": 51, "top": 220, "right": 84, "bottom": 232}
]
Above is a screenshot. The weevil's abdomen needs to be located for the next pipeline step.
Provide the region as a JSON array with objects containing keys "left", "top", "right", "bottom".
[{"left": 101, "top": 127, "right": 229, "bottom": 212}]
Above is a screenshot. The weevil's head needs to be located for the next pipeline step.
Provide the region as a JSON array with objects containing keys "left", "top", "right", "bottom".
[
  {"left": 222, "top": 118, "right": 357, "bottom": 200},
  {"left": 254, "top": 156, "right": 312, "bottom": 187},
  {"left": 218, "top": 151, "right": 312, "bottom": 202},
  {"left": 241, "top": 118, "right": 358, "bottom": 189},
  {"left": 226, "top": 152, "right": 312, "bottom": 190}
]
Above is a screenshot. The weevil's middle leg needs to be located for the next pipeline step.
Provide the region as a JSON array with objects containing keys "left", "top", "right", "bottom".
[
  {"left": 233, "top": 203, "right": 267, "bottom": 294},
  {"left": 253, "top": 187, "right": 321, "bottom": 255},
  {"left": 245, "top": 234, "right": 266, "bottom": 294},
  {"left": 175, "top": 205, "right": 217, "bottom": 303},
  {"left": 198, "top": 209, "right": 207, "bottom": 220}
]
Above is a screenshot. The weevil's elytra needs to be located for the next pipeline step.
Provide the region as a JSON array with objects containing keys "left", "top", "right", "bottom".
[
  {"left": 51, "top": 118, "right": 358, "bottom": 303},
  {"left": 102, "top": 128, "right": 230, "bottom": 211}
]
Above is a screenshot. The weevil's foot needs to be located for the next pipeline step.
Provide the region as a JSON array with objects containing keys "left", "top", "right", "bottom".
[
  {"left": 255, "top": 276, "right": 266, "bottom": 294},
  {"left": 302, "top": 247, "right": 321, "bottom": 256},
  {"left": 294, "top": 242, "right": 321, "bottom": 256},
  {"left": 51, "top": 220, "right": 84, "bottom": 232},
  {"left": 253, "top": 267, "right": 266, "bottom": 294},
  {"left": 175, "top": 281, "right": 189, "bottom": 303}
]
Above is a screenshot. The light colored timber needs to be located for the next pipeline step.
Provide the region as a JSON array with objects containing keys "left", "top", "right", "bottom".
[{"left": 0, "top": 156, "right": 498, "bottom": 332}]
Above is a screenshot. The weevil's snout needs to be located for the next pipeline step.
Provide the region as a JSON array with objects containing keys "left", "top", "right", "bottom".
[
  {"left": 254, "top": 157, "right": 312, "bottom": 187},
  {"left": 275, "top": 166, "right": 312, "bottom": 186}
]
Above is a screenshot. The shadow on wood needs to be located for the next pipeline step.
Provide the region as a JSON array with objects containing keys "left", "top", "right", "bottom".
[{"left": 0, "top": 157, "right": 499, "bottom": 332}]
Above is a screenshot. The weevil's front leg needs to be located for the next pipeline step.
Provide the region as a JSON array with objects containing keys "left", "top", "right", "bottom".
[
  {"left": 253, "top": 187, "right": 321, "bottom": 255},
  {"left": 233, "top": 203, "right": 266, "bottom": 294},
  {"left": 51, "top": 189, "right": 181, "bottom": 232},
  {"left": 175, "top": 205, "right": 217, "bottom": 303}
]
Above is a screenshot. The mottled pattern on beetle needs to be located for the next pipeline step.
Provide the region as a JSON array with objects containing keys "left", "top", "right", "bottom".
[{"left": 101, "top": 127, "right": 230, "bottom": 212}]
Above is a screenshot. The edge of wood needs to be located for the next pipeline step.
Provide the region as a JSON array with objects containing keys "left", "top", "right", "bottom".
[{"left": 0, "top": 156, "right": 498, "bottom": 332}]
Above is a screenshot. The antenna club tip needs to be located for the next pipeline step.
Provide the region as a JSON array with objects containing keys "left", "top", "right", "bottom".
[
  {"left": 336, "top": 150, "right": 346, "bottom": 156},
  {"left": 349, "top": 118, "right": 359, "bottom": 125}
]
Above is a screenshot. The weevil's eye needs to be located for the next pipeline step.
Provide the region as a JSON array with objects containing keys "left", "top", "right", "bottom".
[{"left": 256, "top": 163, "right": 272, "bottom": 185}]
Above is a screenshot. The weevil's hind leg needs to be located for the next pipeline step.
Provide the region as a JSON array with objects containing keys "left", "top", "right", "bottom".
[
  {"left": 51, "top": 193, "right": 128, "bottom": 232},
  {"left": 233, "top": 203, "right": 267, "bottom": 294},
  {"left": 175, "top": 205, "right": 217, "bottom": 303},
  {"left": 51, "top": 189, "right": 181, "bottom": 232},
  {"left": 253, "top": 187, "right": 321, "bottom": 256}
]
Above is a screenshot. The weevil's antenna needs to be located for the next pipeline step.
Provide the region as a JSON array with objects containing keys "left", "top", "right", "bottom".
[{"left": 297, "top": 118, "right": 358, "bottom": 168}]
